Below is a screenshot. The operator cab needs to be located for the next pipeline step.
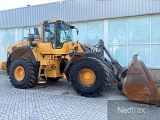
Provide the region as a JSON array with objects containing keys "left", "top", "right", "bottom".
[{"left": 43, "top": 20, "right": 78, "bottom": 49}]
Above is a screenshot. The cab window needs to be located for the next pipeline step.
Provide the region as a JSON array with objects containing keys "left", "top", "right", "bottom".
[{"left": 44, "top": 23, "right": 55, "bottom": 44}]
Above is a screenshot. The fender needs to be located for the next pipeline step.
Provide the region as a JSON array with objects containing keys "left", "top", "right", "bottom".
[
  {"left": 63, "top": 52, "right": 86, "bottom": 74},
  {"left": 6, "top": 46, "right": 38, "bottom": 71}
]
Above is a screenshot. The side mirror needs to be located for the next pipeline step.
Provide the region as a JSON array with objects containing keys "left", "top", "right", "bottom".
[
  {"left": 76, "top": 28, "right": 79, "bottom": 35},
  {"left": 44, "top": 21, "right": 49, "bottom": 27},
  {"left": 70, "top": 26, "right": 75, "bottom": 29},
  {"left": 69, "top": 25, "right": 79, "bottom": 35}
]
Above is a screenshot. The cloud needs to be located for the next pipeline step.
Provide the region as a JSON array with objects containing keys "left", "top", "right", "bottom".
[{"left": 0, "top": 0, "right": 63, "bottom": 10}]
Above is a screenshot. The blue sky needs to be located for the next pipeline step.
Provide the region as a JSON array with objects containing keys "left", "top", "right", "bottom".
[{"left": 0, "top": 0, "right": 63, "bottom": 11}]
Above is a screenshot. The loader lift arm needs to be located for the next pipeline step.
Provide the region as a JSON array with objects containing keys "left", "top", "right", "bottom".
[
  {"left": 98, "top": 39, "right": 127, "bottom": 81},
  {"left": 64, "top": 39, "right": 127, "bottom": 88}
]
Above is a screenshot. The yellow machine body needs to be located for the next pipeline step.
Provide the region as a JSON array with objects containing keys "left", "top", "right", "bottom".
[{"left": 5, "top": 40, "right": 83, "bottom": 79}]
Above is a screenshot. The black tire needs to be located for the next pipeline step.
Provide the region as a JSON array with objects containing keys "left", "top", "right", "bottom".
[
  {"left": 7, "top": 63, "right": 10, "bottom": 75},
  {"left": 9, "top": 57, "right": 38, "bottom": 89},
  {"left": 86, "top": 53, "right": 112, "bottom": 68},
  {"left": 70, "top": 57, "right": 109, "bottom": 97}
]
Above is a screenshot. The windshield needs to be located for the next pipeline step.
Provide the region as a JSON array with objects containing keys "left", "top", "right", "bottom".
[{"left": 60, "top": 23, "right": 73, "bottom": 42}]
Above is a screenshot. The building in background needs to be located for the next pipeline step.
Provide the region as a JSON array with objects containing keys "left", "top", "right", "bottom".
[{"left": 0, "top": 0, "right": 160, "bottom": 68}]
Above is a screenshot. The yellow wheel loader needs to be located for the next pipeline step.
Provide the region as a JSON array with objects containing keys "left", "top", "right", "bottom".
[{"left": 0, "top": 20, "right": 159, "bottom": 105}]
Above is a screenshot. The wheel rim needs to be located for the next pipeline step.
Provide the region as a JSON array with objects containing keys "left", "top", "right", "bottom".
[
  {"left": 78, "top": 68, "right": 96, "bottom": 87},
  {"left": 14, "top": 66, "right": 25, "bottom": 81}
]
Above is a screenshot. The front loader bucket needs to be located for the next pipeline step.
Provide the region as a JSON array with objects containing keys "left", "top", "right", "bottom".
[{"left": 122, "top": 55, "right": 160, "bottom": 106}]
